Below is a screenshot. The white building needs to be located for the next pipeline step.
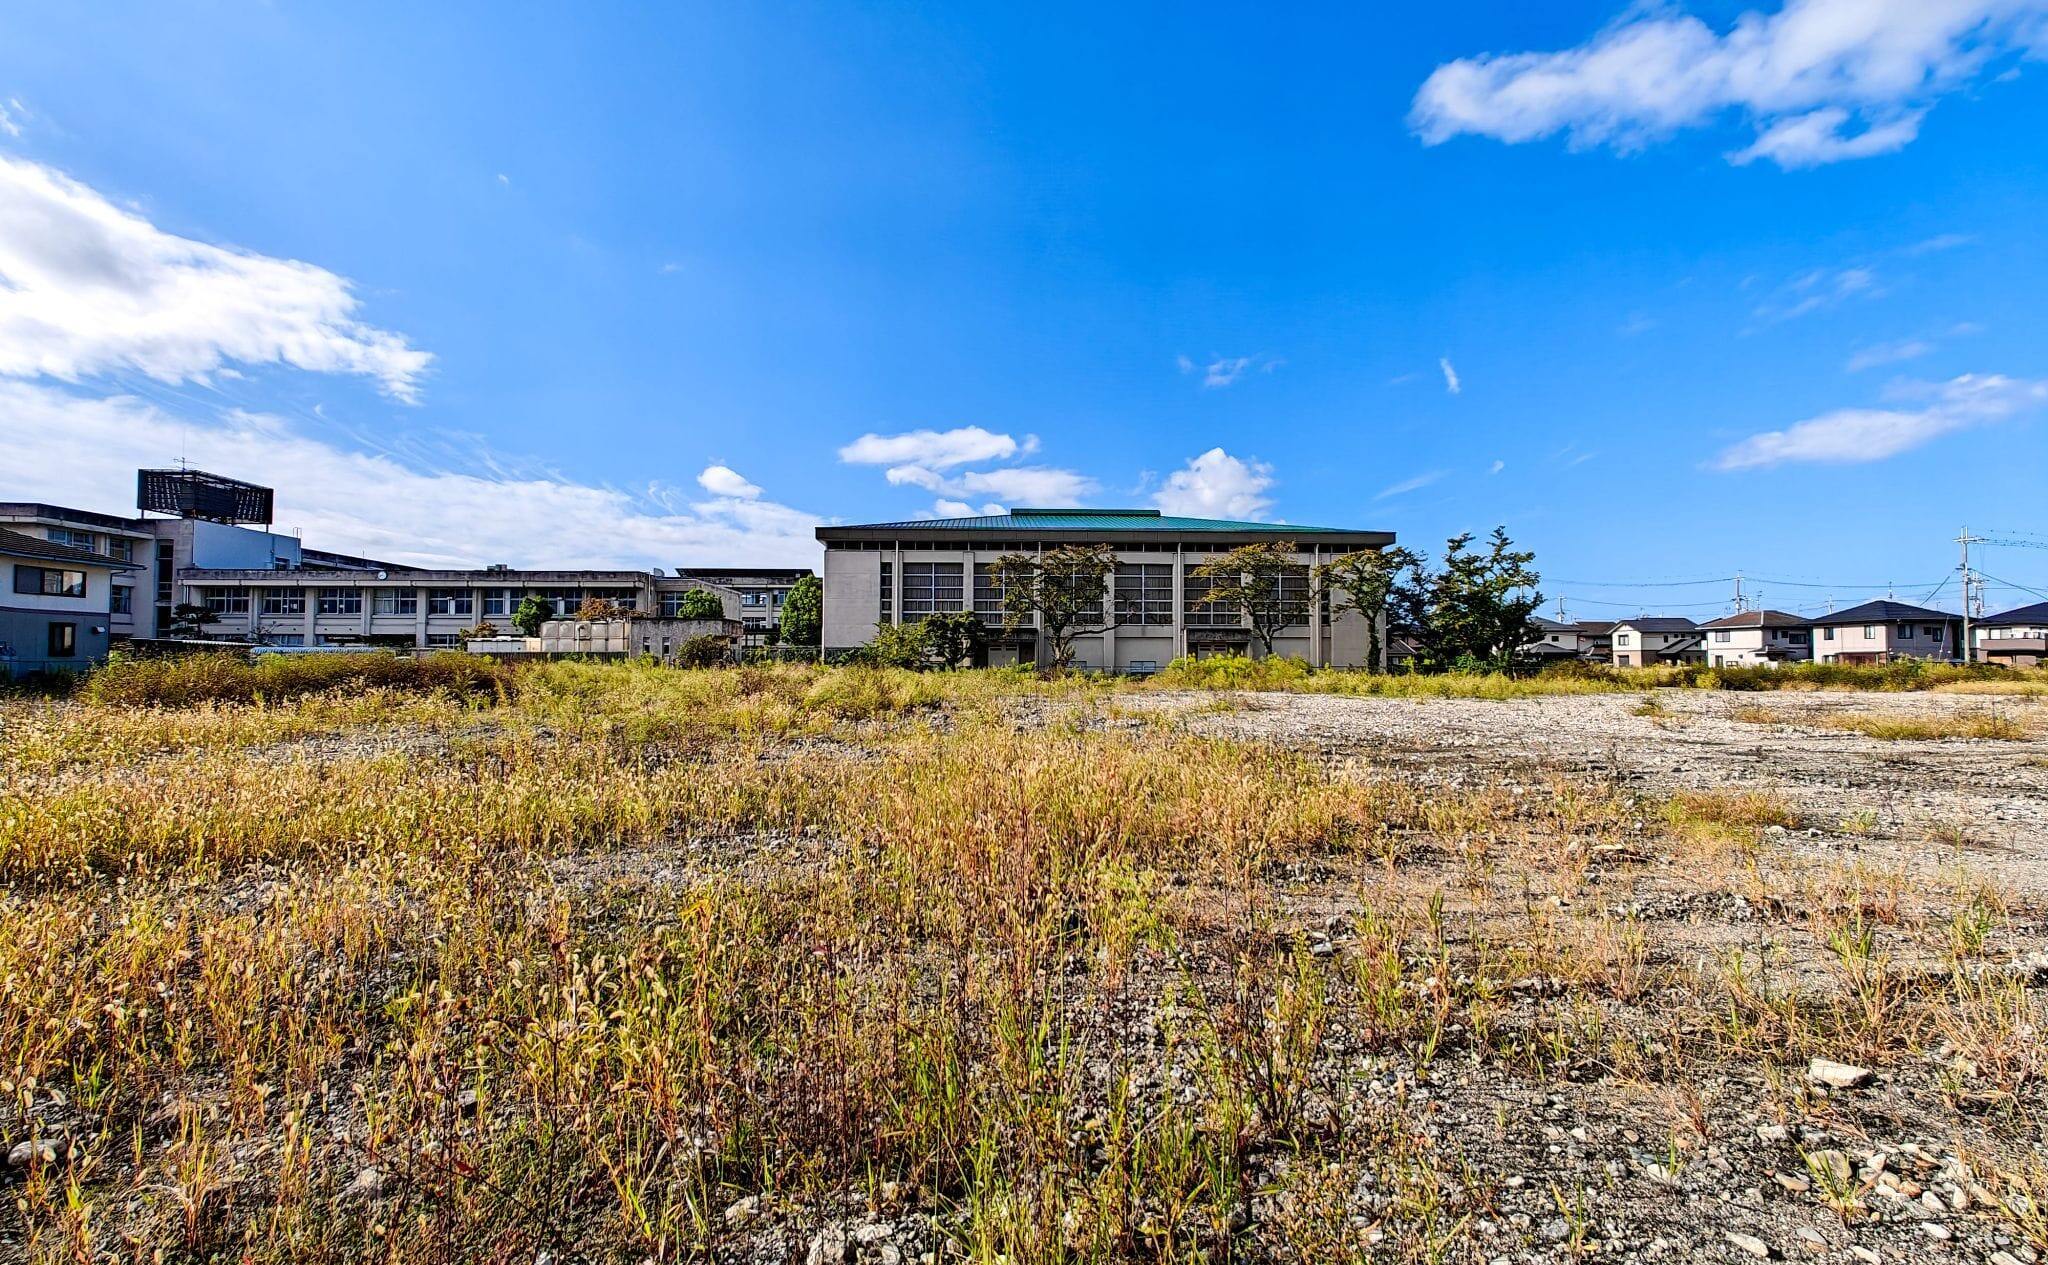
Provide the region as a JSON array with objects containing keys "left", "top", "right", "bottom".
[
  {"left": 817, "top": 508, "right": 1395, "bottom": 671},
  {"left": 1608, "top": 617, "right": 1704, "bottom": 667}
]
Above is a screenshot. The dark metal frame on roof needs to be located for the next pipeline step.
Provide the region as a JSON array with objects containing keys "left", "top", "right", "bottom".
[{"left": 137, "top": 468, "right": 275, "bottom": 526}]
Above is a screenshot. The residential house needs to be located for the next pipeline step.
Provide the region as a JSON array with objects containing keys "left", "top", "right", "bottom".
[
  {"left": 0, "top": 527, "right": 137, "bottom": 677},
  {"left": 1697, "top": 610, "right": 1813, "bottom": 666},
  {"left": 1608, "top": 617, "right": 1703, "bottom": 667},
  {"left": 1972, "top": 601, "right": 2048, "bottom": 668},
  {"left": 1807, "top": 600, "right": 1961, "bottom": 664}
]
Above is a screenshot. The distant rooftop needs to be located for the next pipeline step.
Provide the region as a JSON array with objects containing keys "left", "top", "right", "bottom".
[
  {"left": 1808, "top": 599, "right": 1959, "bottom": 626},
  {"left": 819, "top": 507, "right": 1391, "bottom": 544}
]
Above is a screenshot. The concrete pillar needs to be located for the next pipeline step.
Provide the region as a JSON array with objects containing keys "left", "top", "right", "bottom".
[
  {"left": 302, "top": 587, "right": 316, "bottom": 646},
  {"left": 1173, "top": 544, "right": 1186, "bottom": 661},
  {"left": 1306, "top": 547, "right": 1321, "bottom": 668}
]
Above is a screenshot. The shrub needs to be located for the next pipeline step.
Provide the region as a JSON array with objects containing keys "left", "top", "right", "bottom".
[
  {"left": 79, "top": 650, "right": 516, "bottom": 707},
  {"left": 674, "top": 636, "right": 730, "bottom": 669},
  {"left": 779, "top": 575, "right": 823, "bottom": 647}
]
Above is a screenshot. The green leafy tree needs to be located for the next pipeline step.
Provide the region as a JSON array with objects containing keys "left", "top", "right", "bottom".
[
  {"left": 1394, "top": 527, "right": 1542, "bottom": 672},
  {"left": 989, "top": 543, "right": 1127, "bottom": 671},
  {"left": 674, "top": 588, "right": 726, "bottom": 620},
  {"left": 511, "top": 594, "right": 552, "bottom": 637},
  {"left": 1191, "top": 541, "right": 1311, "bottom": 657},
  {"left": 919, "top": 610, "right": 986, "bottom": 670},
  {"left": 1315, "top": 545, "right": 1423, "bottom": 673},
  {"left": 675, "top": 635, "right": 730, "bottom": 668},
  {"left": 779, "top": 575, "right": 823, "bottom": 647}
]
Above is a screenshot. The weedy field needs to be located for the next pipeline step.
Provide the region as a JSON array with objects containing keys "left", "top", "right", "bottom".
[{"left": 3, "top": 659, "right": 2046, "bottom": 1263}]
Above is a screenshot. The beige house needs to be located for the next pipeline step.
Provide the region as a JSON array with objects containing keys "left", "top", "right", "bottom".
[
  {"left": 1608, "top": 617, "right": 1703, "bottom": 667},
  {"left": 1972, "top": 602, "right": 2048, "bottom": 668},
  {"left": 817, "top": 508, "right": 1394, "bottom": 671},
  {"left": 1808, "top": 600, "right": 1961, "bottom": 664},
  {"left": 1698, "top": 610, "right": 1813, "bottom": 666}
]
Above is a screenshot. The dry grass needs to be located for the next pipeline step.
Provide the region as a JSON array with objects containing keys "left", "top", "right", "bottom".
[
  {"left": 1735, "top": 703, "right": 2038, "bottom": 741},
  {"left": 2, "top": 661, "right": 2043, "bottom": 1261}
]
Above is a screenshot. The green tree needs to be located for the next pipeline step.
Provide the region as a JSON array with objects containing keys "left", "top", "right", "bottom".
[
  {"left": 1191, "top": 541, "right": 1311, "bottom": 657},
  {"left": 919, "top": 610, "right": 986, "bottom": 669},
  {"left": 861, "top": 620, "right": 932, "bottom": 669},
  {"left": 1395, "top": 527, "right": 1542, "bottom": 671},
  {"left": 988, "top": 543, "right": 1126, "bottom": 671},
  {"left": 1315, "top": 545, "right": 1423, "bottom": 673},
  {"left": 779, "top": 575, "right": 823, "bottom": 647},
  {"left": 512, "top": 594, "right": 553, "bottom": 636},
  {"left": 675, "top": 588, "right": 726, "bottom": 620},
  {"left": 164, "top": 603, "right": 218, "bottom": 639}
]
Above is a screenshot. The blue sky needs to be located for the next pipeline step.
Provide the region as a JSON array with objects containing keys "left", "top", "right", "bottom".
[{"left": 2, "top": 2, "right": 2046, "bottom": 617}]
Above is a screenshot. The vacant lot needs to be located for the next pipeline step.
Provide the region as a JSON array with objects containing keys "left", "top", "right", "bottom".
[{"left": 3, "top": 663, "right": 2045, "bottom": 1263}]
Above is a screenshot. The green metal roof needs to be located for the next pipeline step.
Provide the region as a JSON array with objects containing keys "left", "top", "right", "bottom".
[{"left": 828, "top": 508, "right": 1366, "bottom": 534}]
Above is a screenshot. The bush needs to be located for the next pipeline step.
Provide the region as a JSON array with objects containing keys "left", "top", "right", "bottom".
[
  {"left": 1153, "top": 654, "right": 1312, "bottom": 690},
  {"left": 674, "top": 636, "right": 730, "bottom": 669},
  {"left": 79, "top": 651, "right": 517, "bottom": 708}
]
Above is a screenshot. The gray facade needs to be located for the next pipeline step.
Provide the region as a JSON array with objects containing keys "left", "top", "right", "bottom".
[{"left": 817, "top": 508, "right": 1395, "bottom": 671}]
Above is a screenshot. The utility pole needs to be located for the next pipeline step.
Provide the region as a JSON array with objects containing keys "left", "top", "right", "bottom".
[
  {"left": 1732, "top": 571, "right": 1746, "bottom": 613},
  {"left": 1555, "top": 595, "right": 1569, "bottom": 624},
  {"left": 1958, "top": 526, "right": 1981, "bottom": 664}
]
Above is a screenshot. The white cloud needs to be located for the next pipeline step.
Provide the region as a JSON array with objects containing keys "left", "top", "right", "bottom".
[
  {"left": 696, "top": 464, "right": 762, "bottom": 499},
  {"left": 883, "top": 462, "right": 1096, "bottom": 506},
  {"left": 1178, "top": 354, "right": 1280, "bottom": 389},
  {"left": 0, "top": 153, "right": 432, "bottom": 400},
  {"left": 0, "top": 382, "right": 824, "bottom": 567},
  {"left": 1753, "top": 265, "right": 1882, "bottom": 323},
  {"left": 1152, "top": 448, "right": 1275, "bottom": 519},
  {"left": 0, "top": 98, "right": 24, "bottom": 138},
  {"left": 1373, "top": 469, "right": 1447, "bottom": 501},
  {"left": 1845, "top": 338, "right": 1934, "bottom": 372},
  {"left": 1488, "top": 459, "right": 1506, "bottom": 474},
  {"left": 837, "top": 425, "right": 1032, "bottom": 469},
  {"left": 1714, "top": 372, "right": 2047, "bottom": 469},
  {"left": 1439, "top": 357, "right": 1462, "bottom": 394},
  {"left": 1411, "top": 0, "right": 2048, "bottom": 169}
]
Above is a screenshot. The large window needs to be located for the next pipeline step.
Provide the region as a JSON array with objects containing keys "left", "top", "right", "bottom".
[
  {"left": 319, "top": 588, "right": 363, "bottom": 616},
  {"left": 1114, "top": 563, "right": 1173, "bottom": 625},
  {"left": 47, "top": 528, "right": 96, "bottom": 552},
  {"left": 13, "top": 566, "right": 87, "bottom": 598},
  {"left": 973, "top": 563, "right": 1027, "bottom": 626},
  {"left": 879, "top": 561, "right": 893, "bottom": 624},
  {"left": 427, "top": 589, "right": 473, "bottom": 616},
  {"left": 1183, "top": 572, "right": 1231, "bottom": 627},
  {"left": 111, "top": 586, "right": 132, "bottom": 615},
  {"left": 262, "top": 589, "right": 306, "bottom": 616},
  {"left": 374, "top": 589, "right": 418, "bottom": 616},
  {"left": 203, "top": 587, "right": 250, "bottom": 615},
  {"left": 900, "top": 562, "right": 963, "bottom": 619},
  {"left": 1714, "top": 630, "right": 1731, "bottom": 643},
  {"left": 108, "top": 538, "right": 134, "bottom": 563},
  {"left": 47, "top": 623, "right": 76, "bottom": 658},
  {"left": 482, "top": 589, "right": 511, "bottom": 617},
  {"left": 1276, "top": 565, "right": 1310, "bottom": 628}
]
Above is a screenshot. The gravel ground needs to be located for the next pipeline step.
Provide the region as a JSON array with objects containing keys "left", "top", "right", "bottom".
[{"left": 1133, "top": 688, "right": 2048, "bottom": 899}]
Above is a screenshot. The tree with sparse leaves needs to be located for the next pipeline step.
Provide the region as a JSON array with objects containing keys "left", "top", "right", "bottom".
[
  {"left": 1190, "top": 541, "right": 1311, "bottom": 657},
  {"left": 988, "top": 543, "right": 1129, "bottom": 671},
  {"left": 1392, "top": 527, "right": 1543, "bottom": 672},
  {"left": 1315, "top": 545, "right": 1422, "bottom": 673},
  {"left": 164, "top": 603, "right": 218, "bottom": 639},
  {"left": 577, "top": 596, "right": 631, "bottom": 621}
]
